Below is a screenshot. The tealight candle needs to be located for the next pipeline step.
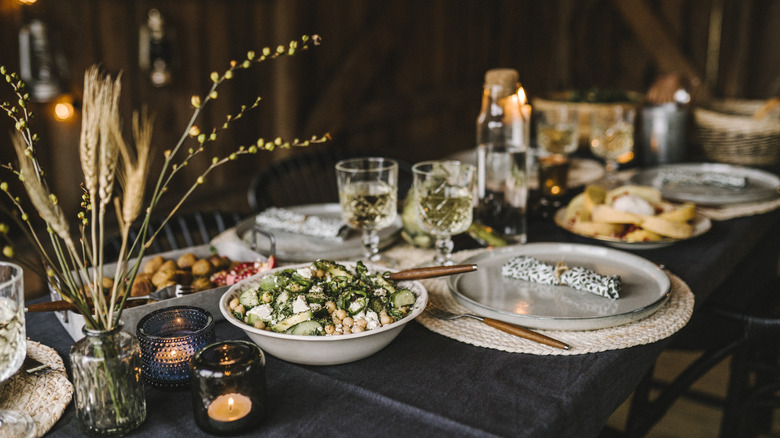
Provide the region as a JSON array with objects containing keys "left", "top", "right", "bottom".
[
  {"left": 190, "top": 340, "right": 266, "bottom": 435},
  {"left": 207, "top": 393, "right": 252, "bottom": 422},
  {"left": 137, "top": 306, "right": 215, "bottom": 390}
]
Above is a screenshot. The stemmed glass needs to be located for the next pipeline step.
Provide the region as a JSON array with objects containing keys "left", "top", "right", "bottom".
[
  {"left": 536, "top": 105, "right": 579, "bottom": 208},
  {"left": 589, "top": 106, "right": 636, "bottom": 187},
  {"left": 412, "top": 161, "right": 476, "bottom": 266},
  {"left": 336, "top": 157, "right": 399, "bottom": 265},
  {"left": 0, "top": 262, "right": 35, "bottom": 438}
]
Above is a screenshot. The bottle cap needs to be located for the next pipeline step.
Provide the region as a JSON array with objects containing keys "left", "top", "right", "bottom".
[{"left": 485, "top": 68, "right": 519, "bottom": 89}]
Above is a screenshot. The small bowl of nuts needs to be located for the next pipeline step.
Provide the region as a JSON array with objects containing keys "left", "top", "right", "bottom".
[{"left": 220, "top": 260, "right": 428, "bottom": 365}]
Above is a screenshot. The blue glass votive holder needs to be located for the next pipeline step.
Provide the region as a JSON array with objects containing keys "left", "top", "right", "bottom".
[{"left": 137, "top": 305, "right": 215, "bottom": 390}]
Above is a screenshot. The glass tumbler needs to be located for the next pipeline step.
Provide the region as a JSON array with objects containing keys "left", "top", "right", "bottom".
[{"left": 190, "top": 340, "right": 267, "bottom": 435}]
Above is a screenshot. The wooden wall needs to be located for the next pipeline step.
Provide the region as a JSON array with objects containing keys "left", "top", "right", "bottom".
[{"left": 0, "top": 0, "right": 778, "bottom": 221}]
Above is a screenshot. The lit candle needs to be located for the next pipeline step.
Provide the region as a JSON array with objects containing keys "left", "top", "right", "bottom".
[{"left": 207, "top": 393, "right": 252, "bottom": 422}]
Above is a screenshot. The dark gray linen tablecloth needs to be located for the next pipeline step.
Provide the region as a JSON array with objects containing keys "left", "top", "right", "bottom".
[{"left": 25, "top": 208, "right": 780, "bottom": 438}]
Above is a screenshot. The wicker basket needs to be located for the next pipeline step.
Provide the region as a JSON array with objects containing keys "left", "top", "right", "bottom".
[{"left": 694, "top": 99, "right": 780, "bottom": 167}]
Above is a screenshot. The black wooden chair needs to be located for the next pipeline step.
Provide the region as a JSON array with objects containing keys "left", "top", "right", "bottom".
[
  {"left": 608, "top": 221, "right": 780, "bottom": 438},
  {"left": 104, "top": 210, "right": 243, "bottom": 260}
]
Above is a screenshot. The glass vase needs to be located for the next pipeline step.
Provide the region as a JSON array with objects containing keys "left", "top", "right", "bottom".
[{"left": 70, "top": 323, "right": 146, "bottom": 436}]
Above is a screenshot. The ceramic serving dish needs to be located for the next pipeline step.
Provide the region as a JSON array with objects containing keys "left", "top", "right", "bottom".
[{"left": 220, "top": 262, "right": 428, "bottom": 366}]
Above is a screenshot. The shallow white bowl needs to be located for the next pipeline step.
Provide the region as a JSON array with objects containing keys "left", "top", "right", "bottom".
[{"left": 220, "top": 262, "right": 428, "bottom": 366}]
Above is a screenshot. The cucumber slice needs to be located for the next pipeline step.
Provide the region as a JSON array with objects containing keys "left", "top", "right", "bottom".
[
  {"left": 271, "top": 310, "right": 312, "bottom": 332},
  {"left": 391, "top": 289, "right": 416, "bottom": 308},
  {"left": 258, "top": 273, "right": 284, "bottom": 292},
  {"left": 285, "top": 320, "right": 323, "bottom": 336},
  {"left": 238, "top": 289, "right": 260, "bottom": 308}
]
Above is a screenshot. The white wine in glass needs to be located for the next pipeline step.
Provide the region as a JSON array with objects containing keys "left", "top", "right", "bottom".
[
  {"left": 336, "top": 158, "right": 399, "bottom": 264},
  {"left": 413, "top": 161, "right": 475, "bottom": 266},
  {"left": 0, "top": 262, "right": 35, "bottom": 438},
  {"left": 589, "top": 106, "right": 636, "bottom": 185}
]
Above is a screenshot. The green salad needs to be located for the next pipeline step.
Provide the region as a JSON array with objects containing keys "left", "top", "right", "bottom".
[{"left": 228, "top": 260, "right": 417, "bottom": 336}]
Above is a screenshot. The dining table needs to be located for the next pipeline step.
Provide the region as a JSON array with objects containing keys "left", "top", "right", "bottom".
[{"left": 21, "top": 183, "right": 780, "bottom": 438}]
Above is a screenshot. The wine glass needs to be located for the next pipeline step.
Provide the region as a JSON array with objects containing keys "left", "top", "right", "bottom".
[
  {"left": 536, "top": 105, "right": 579, "bottom": 208},
  {"left": 336, "top": 157, "right": 399, "bottom": 265},
  {"left": 0, "top": 262, "right": 35, "bottom": 438},
  {"left": 589, "top": 106, "right": 636, "bottom": 187},
  {"left": 412, "top": 160, "right": 476, "bottom": 266}
]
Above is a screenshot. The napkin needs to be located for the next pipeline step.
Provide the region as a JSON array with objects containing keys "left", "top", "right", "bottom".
[
  {"left": 255, "top": 207, "right": 349, "bottom": 240},
  {"left": 657, "top": 171, "right": 747, "bottom": 189},
  {"left": 501, "top": 256, "right": 621, "bottom": 299}
]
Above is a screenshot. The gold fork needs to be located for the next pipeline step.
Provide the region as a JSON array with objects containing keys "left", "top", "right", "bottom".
[{"left": 426, "top": 303, "right": 570, "bottom": 350}]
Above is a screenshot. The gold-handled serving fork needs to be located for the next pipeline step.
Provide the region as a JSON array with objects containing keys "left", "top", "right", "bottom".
[
  {"left": 26, "top": 284, "right": 195, "bottom": 313},
  {"left": 426, "top": 303, "right": 570, "bottom": 350}
]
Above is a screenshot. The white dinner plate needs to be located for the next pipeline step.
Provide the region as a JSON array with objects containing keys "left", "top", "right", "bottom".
[
  {"left": 446, "top": 244, "right": 670, "bottom": 331},
  {"left": 630, "top": 163, "right": 780, "bottom": 206},
  {"left": 553, "top": 207, "right": 712, "bottom": 250},
  {"left": 230, "top": 203, "right": 402, "bottom": 262}
]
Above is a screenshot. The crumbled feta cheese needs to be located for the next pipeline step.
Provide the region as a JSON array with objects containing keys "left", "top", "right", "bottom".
[
  {"left": 365, "top": 310, "right": 380, "bottom": 330},
  {"left": 310, "top": 284, "right": 323, "bottom": 294},
  {"left": 373, "top": 288, "right": 387, "bottom": 297},
  {"left": 246, "top": 303, "right": 273, "bottom": 321},
  {"left": 292, "top": 295, "right": 310, "bottom": 314},
  {"left": 296, "top": 267, "right": 313, "bottom": 279},
  {"left": 309, "top": 303, "right": 322, "bottom": 312},
  {"left": 348, "top": 300, "right": 364, "bottom": 313}
]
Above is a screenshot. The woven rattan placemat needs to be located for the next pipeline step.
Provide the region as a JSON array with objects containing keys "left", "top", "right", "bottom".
[
  {"left": 383, "top": 245, "right": 694, "bottom": 355},
  {"left": 0, "top": 341, "right": 73, "bottom": 437},
  {"left": 416, "top": 273, "right": 693, "bottom": 355}
]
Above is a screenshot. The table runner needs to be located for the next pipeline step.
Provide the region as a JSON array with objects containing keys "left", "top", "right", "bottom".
[{"left": 0, "top": 341, "right": 72, "bottom": 437}]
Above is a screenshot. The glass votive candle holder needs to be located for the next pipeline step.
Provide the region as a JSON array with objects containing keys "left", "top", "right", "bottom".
[
  {"left": 190, "top": 340, "right": 267, "bottom": 435},
  {"left": 137, "top": 305, "right": 215, "bottom": 390}
]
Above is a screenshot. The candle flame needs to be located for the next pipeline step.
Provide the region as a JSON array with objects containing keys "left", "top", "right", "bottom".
[
  {"left": 228, "top": 397, "right": 234, "bottom": 412},
  {"left": 517, "top": 87, "right": 527, "bottom": 105}
]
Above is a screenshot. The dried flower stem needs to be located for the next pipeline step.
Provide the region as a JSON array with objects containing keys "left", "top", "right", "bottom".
[{"left": 1, "top": 35, "right": 327, "bottom": 330}]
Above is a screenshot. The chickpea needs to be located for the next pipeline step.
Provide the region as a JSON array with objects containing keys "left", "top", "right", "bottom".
[
  {"left": 342, "top": 325, "right": 352, "bottom": 335},
  {"left": 261, "top": 292, "right": 273, "bottom": 303},
  {"left": 334, "top": 309, "right": 347, "bottom": 320},
  {"left": 342, "top": 316, "right": 354, "bottom": 328},
  {"left": 325, "top": 301, "right": 337, "bottom": 314},
  {"left": 234, "top": 304, "right": 245, "bottom": 315},
  {"left": 229, "top": 297, "right": 239, "bottom": 309},
  {"left": 331, "top": 314, "right": 342, "bottom": 325},
  {"left": 351, "top": 325, "right": 364, "bottom": 334},
  {"left": 253, "top": 321, "right": 266, "bottom": 330},
  {"left": 324, "top": 324, "right": 336, "bottom": 335},
  {"left": 380, "top": 314, "right": 393, "bottom": 326},
  {"left": 355, "top": 318, "right": 368, "bottom": 329}
]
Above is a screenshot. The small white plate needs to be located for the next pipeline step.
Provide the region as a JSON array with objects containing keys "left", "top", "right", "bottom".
[
  {"left": 447, "top": 244, "right": 670, "bottom": 331},
  {"left": 630, "top": 163, "right": 780, "bottom": 206},
  {"left": 219, "top": 203, "right": 402, "bottom": 262},
  {"left": 553, "top": 207, "right": 711, "bottom": 250}
]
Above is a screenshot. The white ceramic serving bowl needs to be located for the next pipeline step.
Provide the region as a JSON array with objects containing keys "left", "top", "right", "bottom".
[{"left": 219, "top": 262, "right": 428, "bottom": 366}]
